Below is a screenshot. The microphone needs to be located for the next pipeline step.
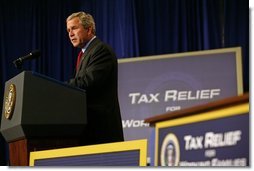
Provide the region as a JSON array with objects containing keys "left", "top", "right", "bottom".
[{"left": 13, "top": 50, "right": 41, "bottom": 69}]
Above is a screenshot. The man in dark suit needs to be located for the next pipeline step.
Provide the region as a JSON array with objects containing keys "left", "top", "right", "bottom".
[{"left": 66, "top": 12, "right": 124, "bottom": 145}]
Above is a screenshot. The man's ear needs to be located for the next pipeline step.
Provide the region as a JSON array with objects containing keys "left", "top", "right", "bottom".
[{"left": 87, "top": 26, "right": 93, "bottom": 36}]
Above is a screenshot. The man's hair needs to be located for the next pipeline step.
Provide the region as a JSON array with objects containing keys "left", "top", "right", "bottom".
[{"left": 66, "top": 11, "right": 96, "bottom": 34}]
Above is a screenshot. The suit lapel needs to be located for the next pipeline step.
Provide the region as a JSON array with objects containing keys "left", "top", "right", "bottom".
[{"left": 75, "top": 38, "right": 100, "bottom": 77}]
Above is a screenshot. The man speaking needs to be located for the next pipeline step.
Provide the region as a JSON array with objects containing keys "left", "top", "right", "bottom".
[{"left": 66, "top": 11, "right": 124, "bottom": 145}]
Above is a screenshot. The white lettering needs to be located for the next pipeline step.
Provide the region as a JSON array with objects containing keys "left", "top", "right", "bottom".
[
  {"left": 166, "top": 106, "right": 181, "bottom": 112},
  {"left": 164, "top": 89, "right": 221, "bottom": 102},
  {"left": 178, "top": 91, "right": 188, "bottom": 101},
  {"left": 184, "top": 135, "right": 203, "bottom": 150},
  {"left": 205, "top": 130, "right": 242, "bottom": 148},
  {"left": 137, "top": 94, "right": 149, "bottom": 104},
  {"left": 149, "top": 93, "right": 160, "bottom": 103},
  {"left": 210, "top": 89, "right": 221, "bottom": 98},
  {"left": 129, "top": 93, "right": 140, "bottom": 104},
  {"left": 122, "top": 119, "right": 149, "bottom": 128},
  {"left": 211, "top": 158, "right": 233, "bottom": 166},
  {"left": 233, "top": 158, "right": 247, "bottom": 166},
  {"left": 200, "top": 89, "right": 210, "bottom": 99},
  {"left": 164, "top": 90, "right": 177, "bottom": 101},
  {"left": 129, "top": 93, "right": 160, "bottom": 104},
  {"left": 179, "top": 160, "right": 211, "bottom": 166},
  {"left": 204, "top": 149, "right": 216, "bottom": 158}
]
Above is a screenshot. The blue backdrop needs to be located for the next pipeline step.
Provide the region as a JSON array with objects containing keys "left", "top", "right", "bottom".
[{"left": 0, "top": 0, "right": 249, "bottom": 165}]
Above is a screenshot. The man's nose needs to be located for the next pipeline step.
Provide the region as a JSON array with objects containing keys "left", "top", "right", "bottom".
[{"left": 69, "top": 31, "right": 74, "bottom": 37}]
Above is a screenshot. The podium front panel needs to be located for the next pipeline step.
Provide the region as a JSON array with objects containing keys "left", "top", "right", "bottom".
[
  {"left": 154, "top": 102, "right": 249, "bottom": 166},
  {"left": 1, "top": 71, "right": 87, "bottom": 142}
]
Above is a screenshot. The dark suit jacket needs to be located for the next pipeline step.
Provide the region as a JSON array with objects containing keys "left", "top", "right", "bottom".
[{"left": 69, "top": 38, "right": 124, "bottom": 145}]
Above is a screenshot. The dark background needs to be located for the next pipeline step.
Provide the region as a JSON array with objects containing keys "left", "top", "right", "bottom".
[{"left": 0, "top": 0, "right": 249, "bottom": 165}]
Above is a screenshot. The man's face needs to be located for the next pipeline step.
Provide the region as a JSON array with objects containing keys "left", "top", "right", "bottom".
[{"left": 66, "top": 17, "right": 91, "bottom": 48}]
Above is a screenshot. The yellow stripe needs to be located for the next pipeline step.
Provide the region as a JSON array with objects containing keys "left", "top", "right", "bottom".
[
  {"left": 118, "top": 47, "right": 241, "bottom": 63},
  {"left": 235, "top": 47, "right": 243, "bottom": 94},
  {"left": 30, "top": 139, "right": 147, "bottom": 166},
  {"left": 154, "top": 128, "right": 159, "bottom": 166}
]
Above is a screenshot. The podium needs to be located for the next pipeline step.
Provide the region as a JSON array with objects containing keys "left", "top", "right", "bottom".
[
  {"left": 0, "top": 71, "right": 87, "bottom": 166},
  {"left": 145, "top": 94, "right": 249, "bottom": 166}
]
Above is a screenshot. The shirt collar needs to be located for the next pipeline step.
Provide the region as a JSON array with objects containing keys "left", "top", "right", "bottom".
[{"left": 81, "top": 36, "right": 96, "bottom": 53}]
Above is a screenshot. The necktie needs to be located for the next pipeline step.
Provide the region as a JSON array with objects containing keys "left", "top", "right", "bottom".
[{"left": 76, "top": 51, "right": 84, "bottom": 72}]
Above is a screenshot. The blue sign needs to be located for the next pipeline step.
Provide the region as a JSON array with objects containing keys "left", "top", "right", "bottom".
[
  {"left": 157, "top": 113, "right": 249, "bottom": 166},
  {"left": 118, "top": 47, "right": 243, "bottom": 143}
]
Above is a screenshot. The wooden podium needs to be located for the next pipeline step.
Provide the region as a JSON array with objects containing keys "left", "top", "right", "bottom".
[
  {"left": 145, "top": 93, "right": 249, "bottom": 125},
  {"left": 145, "top": 94, "right": 249, "bottom": 166},
  {"left": 0, "top": 71, "right": 87, "bottom": 166}
]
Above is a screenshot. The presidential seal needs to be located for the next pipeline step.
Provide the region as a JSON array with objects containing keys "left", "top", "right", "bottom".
[
  {"left": 4, "top": 84, "right": 16, "bottom": 119},
  {"left": 160, "top": 133, "right": 180, "bottom": 166}
]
